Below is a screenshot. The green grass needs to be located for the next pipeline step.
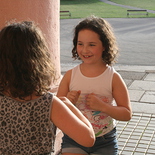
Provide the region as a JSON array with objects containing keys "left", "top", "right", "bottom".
[
  {"left": 111, "top": 0, "right": 155, "bottom": 10},
  {"left": 60, "top": 0, "right": 155, "bottom": 18}
]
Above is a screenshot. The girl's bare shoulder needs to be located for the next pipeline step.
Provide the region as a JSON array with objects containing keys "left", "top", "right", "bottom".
[{"left": 62, "top": 69, "right": 72, "bottom": 82}]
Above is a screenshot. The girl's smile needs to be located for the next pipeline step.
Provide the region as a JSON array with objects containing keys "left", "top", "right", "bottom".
[{"left": 83, "top": 55, "right": 93, "bottom": 58}]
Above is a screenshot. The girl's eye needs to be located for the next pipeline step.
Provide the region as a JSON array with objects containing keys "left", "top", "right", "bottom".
[
  {"left": 90, "top": 44, "right": 95, "bottom": 46},
  {"left": 77, "top": 43, "right": 83, "bottom": 46}
]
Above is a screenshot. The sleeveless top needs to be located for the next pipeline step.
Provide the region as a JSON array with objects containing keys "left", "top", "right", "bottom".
[
  {"left": 70, "top": 65, "right": 116, "bottom": 137},
  {"left": 0, "top": 92, "right": 56, "bottom": 155}
]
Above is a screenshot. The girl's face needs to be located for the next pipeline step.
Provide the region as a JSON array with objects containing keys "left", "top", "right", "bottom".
[{"left": 77, "top": 29, "right": 105, "bottom": 65}]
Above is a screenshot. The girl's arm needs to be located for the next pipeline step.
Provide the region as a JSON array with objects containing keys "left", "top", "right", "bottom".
[
  {"left": 56, "top": 70, "right": 72, "bottom": 97},
  {"left": 103, "top": 72, "right": 132, "bottom": 121},
  {"left": 50, "top": 96, "right": 95, "bottom": 147},
  {"left": 86, "top": 72, "right": 132, "bottom": 121},
  {"left": 57, "top": 70, "right": 80, "bottom": 104}
]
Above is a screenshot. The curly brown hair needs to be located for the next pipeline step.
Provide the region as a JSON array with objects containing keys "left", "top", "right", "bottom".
[
  {"left": 0, "top": 21, "right": 56, "bottom": 99},
  {"left": 72, "top": 16, "right": 119, "bottom": 65}
]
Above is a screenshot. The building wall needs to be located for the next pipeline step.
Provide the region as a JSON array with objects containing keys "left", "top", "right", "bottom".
[
  {"left": 0, "top": 0, "right": 60, "bottom": 87},
  {"left": 0, "top": 0, "right": 61, "bottom": 152}
]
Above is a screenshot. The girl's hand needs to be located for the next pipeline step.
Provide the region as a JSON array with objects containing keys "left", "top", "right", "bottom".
[
  {"left": 67, "top": 90, "right": 81, "bottom": 104},
  {"left": 86, "top": 93, "right": 106, "bottom": 111}
]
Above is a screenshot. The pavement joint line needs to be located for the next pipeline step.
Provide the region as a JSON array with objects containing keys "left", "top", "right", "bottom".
[
  {"left": 138, "top": 91, "right": 145, "bottom": 102},
  {"left": 145, "top": 70, "right": 155, "bottom": 73},
  {"left": 141, "top": 72, "right": 148, "bottom": 80}
]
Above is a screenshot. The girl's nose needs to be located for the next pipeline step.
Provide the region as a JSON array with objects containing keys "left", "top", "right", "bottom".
[{"left": 82, "top": 45, "right": 89, "bottom": 54}]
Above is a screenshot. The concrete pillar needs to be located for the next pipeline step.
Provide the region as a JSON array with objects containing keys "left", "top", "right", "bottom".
[
  {"left": 0, "top": 0, "right": 62, "bottom": 153},
  {"left": 0, "top": 0, "right": 60, "bottom": 86}
]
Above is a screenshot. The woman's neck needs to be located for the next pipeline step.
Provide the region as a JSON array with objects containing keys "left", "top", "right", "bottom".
[{"left": 2, "top": 90, "right": 40, "bottom": 102}]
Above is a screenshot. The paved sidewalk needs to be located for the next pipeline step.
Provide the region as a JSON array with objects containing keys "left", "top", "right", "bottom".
[
  {"left": 115, "top": 65, "right": 155, "bottom": 113},
  {"left": 117, "top": 112, "right": 155, "bottom": 154},
  {"left": 114, "top": 65, "right": 155, "bottom": 154}
]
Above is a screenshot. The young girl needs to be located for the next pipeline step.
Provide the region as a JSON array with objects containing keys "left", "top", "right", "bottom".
[
  {"left": 0, "top": 21, "right": 95, "bottom": 155},
  {"left": 57, "top": 16, "right": 132, "bottom": 155}
]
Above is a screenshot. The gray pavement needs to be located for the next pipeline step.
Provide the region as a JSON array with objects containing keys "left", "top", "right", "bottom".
[
  {"left": 115, "top": 66, "right": 155, "bottom": 154},
  {"left": 59, "top": 17, "right": 155, "bottom": 154},
  {"left": 117, "top": 112, "right": 155, "bottom": 154},
  {"left": 60, "top": 18, "right": 155, "bottom": 66}
]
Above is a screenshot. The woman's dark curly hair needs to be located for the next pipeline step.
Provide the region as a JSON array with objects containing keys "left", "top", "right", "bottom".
[
  {"left": 72, "top": 16, "right": 119, "bottom": 65},
  {"left": 0, "top": 21, "right": 56, "bottom": 99}
]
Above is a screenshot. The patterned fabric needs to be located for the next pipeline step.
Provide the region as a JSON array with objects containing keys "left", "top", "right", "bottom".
[
  {"left": 70, "top": 65, "right": 116, "bottom": 137},
  {"left": 76, "top": 93, "right": 115, "bottom": 137},
  {"left": 0, "top": 92, "right": 56, "bottom": 155}
]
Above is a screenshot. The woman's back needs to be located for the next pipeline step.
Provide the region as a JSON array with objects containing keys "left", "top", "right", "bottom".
[{"left": 0, "top": 92, "right": 56, "bottom": 155}]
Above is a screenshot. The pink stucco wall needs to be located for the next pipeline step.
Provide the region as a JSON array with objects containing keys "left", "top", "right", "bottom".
[
  {"left": 0, "top": 0, "right": 60, "bottom": 85},
  {"left": 0, "top": 1, "right": 62, "bottom": 152}
]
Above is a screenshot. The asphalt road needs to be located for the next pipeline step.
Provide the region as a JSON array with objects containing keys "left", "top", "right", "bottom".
[{"left": 60, "top": 18, "right": 155, "bottom": 67}]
